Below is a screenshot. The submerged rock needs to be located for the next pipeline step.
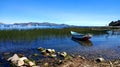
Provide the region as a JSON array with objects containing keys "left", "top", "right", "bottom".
[
  {"left": 37, "top": 47, "right": 45, "bottom": 51},
  {"left": 3, "top": 52, "right": 10, "bottom": 55},
  {"left": 33, "top": 54, "right": 39, "bottom": 57},
  {"left": 38, "top": 47, "right": 57, "bottom": 58},
  {"left": 95, "top": 57, "right": 105, "bottom": 63},
  {"left": 38, "top": 47, "right": 55, "bottom": 53}
]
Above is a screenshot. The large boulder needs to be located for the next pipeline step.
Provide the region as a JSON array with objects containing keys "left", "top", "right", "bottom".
[
  {"left": 7, "top": 54, "right": 36, "bottom": 66},
  {"left": 7, "top": 54, "right": 20, "bottom": 64}
]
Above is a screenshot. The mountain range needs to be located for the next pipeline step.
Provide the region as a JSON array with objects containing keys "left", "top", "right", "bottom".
[
  {"left": 13, "top": 22, "right": 69, "bottom": 27},
  {"left": 0, "top": 22, "right": 70, "bottom": 30}
]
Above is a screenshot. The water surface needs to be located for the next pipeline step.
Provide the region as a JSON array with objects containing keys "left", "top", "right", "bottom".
[{"left": 0, "top": 30, "right": 120, "bottom": 62}]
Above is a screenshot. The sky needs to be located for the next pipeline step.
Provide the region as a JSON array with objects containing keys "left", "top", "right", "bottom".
[{"left": 0, "top": 0, "right": 120, "bottom": 26}]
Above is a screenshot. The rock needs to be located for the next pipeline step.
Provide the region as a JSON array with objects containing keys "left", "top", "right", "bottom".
[
  {"left": 71, "top": 54, "right": 75, "bottom": 58},
  {"left": 7, "top": 54, "right": 20, "bottom": 64},
  {"left": 78, "top": 55, "right": 82, "bottom": 58},
  {"left": 7, "top": 54, "right": 35, "bottom": 67},
  {"left": 57, "top": 52, "right": 60, "bottom": 54},
  {"left": 3, "top": 52, "right": 10, "bottom": 55},
  {"left": 78, "top": 55, "right": 85, "bottom": 59},
  {"left": 19, "top": 57, "right": 28, "bottom": 61},
  {"left": 60, "top": 52, "right": 67, "bottom": 57},
  {"left": 51, "top": 49, "right": 55, "bottom": 53},
  {"left": 17, "top": 59, "right": 24, "bottom": 66},
  {"left": 109, "top": 61, "right": 113, "bottom": 67},
  {"left": 65, "top": 55, "right": 73, "bottom": 60},
  {"left": 113, "top": 60, "right": 119, "bottom": 64},
  {"left": 33, "top": 54, "right": 39, "bottom": 57},
  {"left": 57, "top": 60, "right": 62, "bottom": 65},
  {"left": 18, "top": 57, "right": 36, "bottom": 66},
  {"left": 18, "top": 54, "right": 24, "bottom": 57},
  {"left": 37, "top": 47, "right": 45, "bottom": 51},
  {"left": 44, "top": 62, "right": 49, "bottom": 67},
  {"left": 117, "top": 46, "right": 120, "bottom": 48},
  {"left": 81, "top": 57, "right": 85, "bottom": 59},
  {"left": 46, "top": 49, "right": 55, "bottom": 53},
  {"left": 50, "top": 54, "right": 57, "bottom": 58},
  {"left": 32, "top": 66, "right": 40, "bottom": 67},
  {"left": 17, "top": 57, "right": 28, "bottom": 66},
  {"left": 41, "top": 49, "right": 46, "bottom": 53},
  {"left": 95, "top": 57, "right": 105, "bottom": 63},
  {"left": 28, "top": 61, "right": 36, "bottom": 66},
  {"left": 46, "top": 49, "right": 52, "bottom": 53},
  {"left": 43, "top": 53, "right": 50, "bottom": 57}
]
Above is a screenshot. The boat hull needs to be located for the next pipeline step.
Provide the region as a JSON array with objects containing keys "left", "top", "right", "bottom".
[
  {"left": 72, "top": 36, "right": 91, "bottom": 40},
  {"left": 70, "top": 31, "right": 92, "bottom": 40}
]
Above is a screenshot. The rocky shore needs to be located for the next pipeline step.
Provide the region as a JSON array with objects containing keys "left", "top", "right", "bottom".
[
  {"left": 2, "top": 47, "right": 120, "bottom": 67},
  {"left": 36, "top": 55, "right": 120, "bottom": 67}
]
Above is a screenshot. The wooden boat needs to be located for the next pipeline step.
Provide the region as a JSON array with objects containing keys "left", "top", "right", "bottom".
[{"left": 71, "top": 31, "right": 92, "bottom": 40}]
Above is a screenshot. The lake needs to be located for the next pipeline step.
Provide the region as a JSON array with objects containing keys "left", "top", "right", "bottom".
[{"left": 0, "top": 29, "right": 120, "bottom": 66}]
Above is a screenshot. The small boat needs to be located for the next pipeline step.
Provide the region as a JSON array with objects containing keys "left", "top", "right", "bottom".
[{"left": 71, "top": 31, "right": 92, "bottom": 40}]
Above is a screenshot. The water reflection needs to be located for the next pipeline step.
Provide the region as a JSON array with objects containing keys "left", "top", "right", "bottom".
[
  {"left": 71, "top": 37, "right": 93, "bottom": 47},
  {"left": 107, "top": 30, "right": 120, "bottom": 35}
]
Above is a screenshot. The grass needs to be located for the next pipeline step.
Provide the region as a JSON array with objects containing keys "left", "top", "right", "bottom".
[{"left": 0, "top": 27, "right": 108, "bottom": 40}]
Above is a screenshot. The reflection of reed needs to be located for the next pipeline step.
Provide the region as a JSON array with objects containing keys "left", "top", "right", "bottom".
[
  {"left": 71, "top": 37, "right": 93, "bottom": 47},
  {"left": 107, "top": 30, "right": 120, "bottom": 35}
]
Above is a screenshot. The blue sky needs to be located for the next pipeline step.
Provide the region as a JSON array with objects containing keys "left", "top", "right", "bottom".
[{"left": 0, "top": 0, "right": 120, "bottom": 26}]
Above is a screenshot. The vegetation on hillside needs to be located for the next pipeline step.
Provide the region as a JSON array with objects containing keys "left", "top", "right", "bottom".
[{"left": 109, "top": 20, "right": 120, "bottom": 26}]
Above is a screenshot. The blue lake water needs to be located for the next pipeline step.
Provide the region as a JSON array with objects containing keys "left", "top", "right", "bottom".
[{"left": 0, "top": 31, "right": 120, "bottom": 63}]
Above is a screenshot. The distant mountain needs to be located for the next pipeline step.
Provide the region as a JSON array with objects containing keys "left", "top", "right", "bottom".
[
  {"left": 109, "top": 20, "right": 120, "bottom": 26},
  {"left": 14, "top": 22, "right": 69, "bottom": 27},
  {"left": 0, "top": 22, "right": 70, "bottom": 30},
  {"left": 0, "top": 22, "right": 4, "bottom": 24}
]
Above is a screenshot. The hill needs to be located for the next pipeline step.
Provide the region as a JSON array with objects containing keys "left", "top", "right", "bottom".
[{"left": 109, "top": 20, "right": 120, "bottom": 26}]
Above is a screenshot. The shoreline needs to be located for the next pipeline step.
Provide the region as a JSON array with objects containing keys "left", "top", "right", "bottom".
[
  {"left": 36, "top": 55, "right": 120, "bottom": 67},
  {"left": 2, "top": 47, "right": 120, "bottom": 67}
]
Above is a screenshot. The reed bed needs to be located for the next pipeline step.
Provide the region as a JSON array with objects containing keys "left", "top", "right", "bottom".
[{"left": 0, "top": 27, "right": 107, "bottom": 40}]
